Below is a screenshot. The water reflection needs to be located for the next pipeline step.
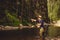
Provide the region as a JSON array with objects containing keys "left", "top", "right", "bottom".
[
  {"left": 54, "top": 20, "right": 60, "bottom": 27},
  {"left": 48, "top": 25, "right": 60, "bottom": 37}
]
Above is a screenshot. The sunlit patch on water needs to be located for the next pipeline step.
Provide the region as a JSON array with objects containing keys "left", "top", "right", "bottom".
[{"left": 54, "top": 20, "right": 60, "bottom": 27}]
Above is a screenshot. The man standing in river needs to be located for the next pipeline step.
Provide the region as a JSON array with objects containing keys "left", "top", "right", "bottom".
[{"left": 31, "top": 15, "right": 45, "bottom": 40}]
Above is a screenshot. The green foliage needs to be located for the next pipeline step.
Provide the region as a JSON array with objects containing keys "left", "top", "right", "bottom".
[
  {"left": 47, "top": 0, "right": 60, "bottom": 21},
  {"left": 5, "top": 10, "right": 20, "bottom": 26},
  {"left": 22, "top": 19, "right": 28, "bottom": 26}
]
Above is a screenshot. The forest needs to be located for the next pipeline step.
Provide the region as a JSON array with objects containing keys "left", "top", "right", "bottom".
[{"left": 0, "top": 0, "right": 60, "bottom": 37}]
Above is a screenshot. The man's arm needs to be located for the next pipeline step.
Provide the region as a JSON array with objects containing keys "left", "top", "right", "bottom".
[{"left": 31, "top": 19, "right": 36, "bottom": 22}]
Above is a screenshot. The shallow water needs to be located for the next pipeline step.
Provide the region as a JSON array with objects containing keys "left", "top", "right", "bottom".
[
  {"left": 48, "top": 25, "right": 60, "bottom": 37},
  {"left": 0, "top": 28, "right": 40, "bottom": 40}
]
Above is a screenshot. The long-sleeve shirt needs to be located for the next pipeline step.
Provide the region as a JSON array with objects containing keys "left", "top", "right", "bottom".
[{"left": 36, "top": 20, "right": 44, "bottom": 28}]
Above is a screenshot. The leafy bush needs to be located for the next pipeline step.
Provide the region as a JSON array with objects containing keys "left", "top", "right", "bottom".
[{"left": 5, "top": 10, "right": 20, "bottom": 26}]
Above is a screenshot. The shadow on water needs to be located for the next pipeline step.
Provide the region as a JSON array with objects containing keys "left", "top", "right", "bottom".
[{"left": 0, "top": 28, "right": 40, "bottom": 40}]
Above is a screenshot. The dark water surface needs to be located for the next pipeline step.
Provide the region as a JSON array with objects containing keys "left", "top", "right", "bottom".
[{"left": 0, "top": 28, "right": 40, "bottom": 40}]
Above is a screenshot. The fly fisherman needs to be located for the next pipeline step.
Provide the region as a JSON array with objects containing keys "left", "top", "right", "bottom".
[{"left": 31, "top": 15, "right": 45, "bottom": 40}]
